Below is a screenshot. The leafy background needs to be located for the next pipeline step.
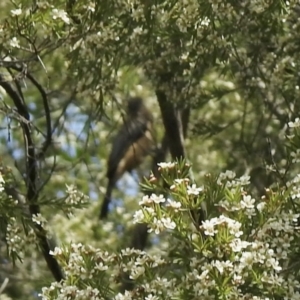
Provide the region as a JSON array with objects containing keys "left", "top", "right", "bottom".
[{"left": 0, "top": 0, "right": 299, "bottom": 298}]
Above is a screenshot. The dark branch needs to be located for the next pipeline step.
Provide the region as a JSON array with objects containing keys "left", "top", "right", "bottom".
[
  {"left": 0, "top": 74, "right": 64, "bottom": 282},
  {"left": 181, "top": 107, "right": 190, "bottom": 139},
  {"left": 25, "top": 72, "right": 52, "bottom": 157},
  {"left": 5, "top": 65, "right": 53, "bottom": 158},
  {"left": 156, "top": 90, "right": 185, "bottom": 158},
  {"left": 156, "top": 89, "right": 206, "bottom": 227}
]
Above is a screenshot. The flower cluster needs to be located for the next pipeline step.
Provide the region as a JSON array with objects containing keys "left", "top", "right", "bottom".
[
  {"left": 0, "top": 172, "right": 18, "bottom": 209},
  {"left": 5, "top": 218, "right": 37, "bottom": 261},
  {"left": 62, "top": 184, "right": 89, "bottom": 215},
  {"left": 6, "top": 218, "right": 25, "bottom": 259},
  {"left": 217, "top": 170, "right": 250, "bottom": 187},
  {"left": 51, "top": 9, "right": 70, "bottom": 24},
  {"left": 288, "top": 118, "right": 300, "bottom": 128},
  {"left": 38, "top": 157, "right": 300, "bottom": 299},
  {"left": 40, "top": 244, "right": 168, "bottom": 300},
  {"left": 133, "top": 194, "right": 176, "bottom": 234},
  {"left": 201, "top": 215, "right": 243, "bottom": 237},
  {"left": 181, "top": 210, "right": 299, "bottom": 299},
  {"left": 41, "top": 244, "right": 115, "bottom": 299}
]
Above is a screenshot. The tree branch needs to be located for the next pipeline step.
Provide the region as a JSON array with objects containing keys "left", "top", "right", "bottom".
[
  {"left": 156, "top": 90, "right": 185, "bottom": 158},
  {"left": 156, "top": 89, "right": 206, "bottom": 227},
  {"left": 0, "top": 74, "right": 64, "bottom": 282},
  {"left": 25, "top": 72, "right": 52, "bottom": 157},
  {"left": 5, "top": 65, "right": 53, "bottom": 158}
]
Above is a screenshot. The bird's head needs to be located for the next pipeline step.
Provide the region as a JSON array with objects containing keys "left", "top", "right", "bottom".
[{"left": 126, "top": 97, "right": 144, "bottom": 116}]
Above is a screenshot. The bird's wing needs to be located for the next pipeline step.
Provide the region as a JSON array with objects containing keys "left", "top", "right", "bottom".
[{"left": 106, "top": 119, "right": 149, "bottom": 180}]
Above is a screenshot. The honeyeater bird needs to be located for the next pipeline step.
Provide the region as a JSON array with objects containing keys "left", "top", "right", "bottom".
[{"left": 99, "top": 97, "right": 154, "bottom": 219}]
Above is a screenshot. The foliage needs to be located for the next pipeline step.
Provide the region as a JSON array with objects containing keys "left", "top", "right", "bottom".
[
  {"left": 1, "top": 0, "right": 300, "bottom": 299},
  {"left": 39, "top": 144, "right": 300, "bottom": 299}
]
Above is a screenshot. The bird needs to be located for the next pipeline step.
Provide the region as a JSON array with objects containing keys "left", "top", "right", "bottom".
[{"left": 99, "top": 97, "right": 154, "bottom": 219}]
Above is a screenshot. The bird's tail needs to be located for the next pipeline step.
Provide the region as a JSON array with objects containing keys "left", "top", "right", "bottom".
[{"left": 99, "top": 180, "right": 114, "bottom": 219}]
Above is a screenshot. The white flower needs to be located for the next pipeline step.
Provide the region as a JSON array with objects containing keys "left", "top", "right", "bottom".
[
  {"left": 150, "top": 194, "right": 166, "bottom": 204},
  {"left": 65, "top": 184, "right": 89, "bottom": 205},
  {"left": 218, "top": 200, "right": 241, "bottom": 211},
  {"left": 148, "top": 218, "right": 165, "bottom": 234},
  {"left": 288, "top": 118, "right": 300, "bottom": 128},
  {"left": 87, "top": 5, "right": 95, "bottom": 12},
  {"left": 150, "top": 256, "right": 165, "bottom": 267},
  {"left": 130, "top": 266, "right": 145, "bottom": 279},
  {"left": 145, "top": 295, "right": 159, "bottom": 300},
  {"left": 257, "top": 202, "right": 266, "bottom": 212},
  {"left": 239, "top": 175, "right": 250, "bottom": 185},
  {"left": 239, "top": 251, "right": 255, "bottom": 268},
  {"left": 114, "top": 291, "right": 132, "bottom": 300},
  {"left": 266, "top": 257, "right": 282, "bottom": 272},
  {"left": 197, "top": 269, "right": 210, "bottom": 281},
  {"left": 0, "top": 173, "right": 4, "bottom": 192},
  {"left": 219, "top": 170, "right": 236, "bottom": 181},
  {"left": 52, "top": 9, "right": 70, "bottom": 24},
  {"left": 0, "top": 173, "right": 4, "bottom": 183},
  {"left": 139, "top": 195, "right": 152, "bottom": 205},
  {"left": 133, "top": 27, "right": 143, "bottom": 34},
  {"left": 212, "top": 260, "right": 233, "bottom": 274},
  {"left": 161, "top": 217, "right": 176, "bottom": 230},
  {"left": 174, "top": 179, "right": 187, "bottom": 184},
  {"left": 213, "top": 260, "right": 224, "bottom": 274},
  {"left": 230, "top": 238, "right": 250, "bottom": 252},
  {"left": 232, "top": 273, "right": 244, "bottom": 285},
  {"left": 95, "top": 262, "right": 108, "bottom": 271},
  {"left": 199, "top": 17, "right": 210, "bottom": 26},
  {"left": 11, "top": 8, "right": 22, "bottom": 16},
  {"left": 218, "top": 214, "right": 235, "bottom": 224},
  {"left": 187, "top": 184, "right": 203, "bottom": 196},
  {"left": 261, "top": 272, "right": 281, "bottom": 285},
  {"left": 71, "top": 242, "right": 83, "bottom": 251},
  {"left": 227, "top": 219, "right": 243, "bottom": 237},
  {"left": 49, "top": 247, "right": 63, "bottom": 256},
  {"left": 291, "top": 149, "right": 300, "bottom": 163},
  {"left": 144, "top": 207, "right": 155, "bottom": 216},
  {"left": 170, "top": 178, "right": 189, "bottom": 190},
  {"left": 32, "top": 213, "right": 46, "bottom": 226},
  {"left": 121, "top": 248, "right": 141, "bottom": 256},
  {"left": 201, "top": 219, "right": 218, "bottom": 236},
  {"left": 157, "top": 162, "right": 177, "bottom": 169},
  {"left": 241, "top": 195, "right": 255, "bottom": 209},
  {"left": 133, "top": 210, "right": 144, "bottom": 224},
  {"left": 9, "top": 37, "right": 20, "bottom": 48},
  {"left": 166, "top": 199, "right": 182, "bottom": 210},
  {"left": 224, "top": 170, "right": 236, "bottom": 179}
]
